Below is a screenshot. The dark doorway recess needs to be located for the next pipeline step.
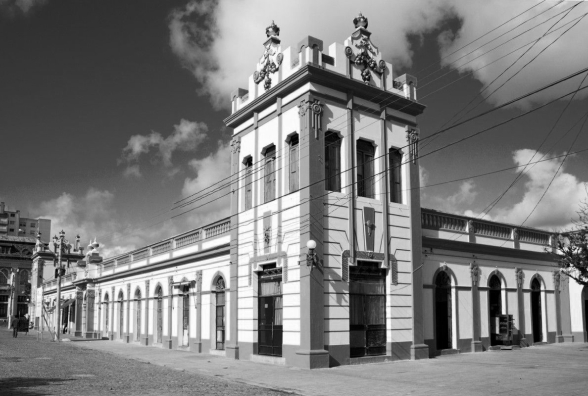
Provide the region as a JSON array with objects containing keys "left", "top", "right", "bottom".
[
  {"left": 215, "top": 277, "right": 226, "bottom": 350},
  {"left": 156, "top": 287, "right": 163, "bottom": 344},
  {"left": 435, "top": 271, "right": 452, "bottom": 351},
  {"left": 349, "top": 261, "right": 386, "bottom": 358},
  {"left": 531, "top": 278, "right": 542, "bottom": 343},
  {"left": 258, "top": 265, "right": 283, "bottom": 357},
  {"left": 489, "top": 275, "right": 502, "bottom": 346}
]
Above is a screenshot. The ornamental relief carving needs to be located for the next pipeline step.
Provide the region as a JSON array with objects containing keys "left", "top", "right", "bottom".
[
  {"left": 253, "top": 21, "right": 283, "bottom": 90},
  {"left": 344, "top": 13, "right": 386, "bottom": 84}
]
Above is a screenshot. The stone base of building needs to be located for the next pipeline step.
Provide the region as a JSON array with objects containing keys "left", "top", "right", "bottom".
[
  {"left": 471, "top": 340, "right": 483, "bottom": 352},
  {"left": 190, "top": 341, "right": 202, "bottom": 353},
  {"left": 164, "top": 339, "right": 172, "bottom": 349},
  {"left": 225, "top": 344, "right": 239, "bottom": 359},
  {"left": 250, "top": 354, "right": 286, "bottom": 365},
  {"left": 410, "top": 344, "right": 429, "bottom": 360},
  {"left": 140, "top": 336, "right": 149, "bottom": 346},
  {"left": 293, "top": 349, "right": 330, "bottom": 369}
]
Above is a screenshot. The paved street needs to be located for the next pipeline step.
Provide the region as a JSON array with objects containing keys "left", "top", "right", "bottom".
[
  {"left": 2, "top": 328, "right": 588, "bottom": 396},
  {"left": 0, "top": 328, "right": 287, "bottom": 396}
]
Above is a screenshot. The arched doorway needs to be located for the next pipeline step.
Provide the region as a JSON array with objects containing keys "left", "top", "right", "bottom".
[
  {"left": 215, "top": 277, "right": 226, "bottom": 350},
  {"left": 435, "top": 271, "right": 452, "bottom": 351},
  {"left": 135, "top": 289, "right": 141, "bottom": 342},
  {"left": 489, "top": 275, "right": 502, "bottom": 346},
  {"left": 104, "top": 294, "right": 109, "bottom": 338},
  {"left": 156, "top": 286, "right": 163, "bottom": 344},
  {"left": 181, "top": 284, "right": 190, "bottom": 347},
  {"left": 118, "top": 291, "right": 124, "bottom": 340},
  {"left": 531, "top": 278, "right": 543, "bottom": 343}
]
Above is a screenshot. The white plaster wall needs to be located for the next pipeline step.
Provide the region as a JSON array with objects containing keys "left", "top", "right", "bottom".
[
  {"left": 480, "top": 291, "right": 489, "bottom": 338},
  {"left": 458, "top": 289, "right": 473, "bottom": 339},
  {"left": 569, "top": 280, "right": 586, "bottom": 333}
]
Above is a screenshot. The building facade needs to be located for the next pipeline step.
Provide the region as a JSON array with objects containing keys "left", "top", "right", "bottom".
[
  {"left": 36, "top": 15, "right": 586, "bottom": 368},
  {"left": 0, "top": 234, "right": 36, "bottom": 326}
]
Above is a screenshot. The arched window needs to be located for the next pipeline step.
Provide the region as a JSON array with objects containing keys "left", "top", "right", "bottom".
[
  {"left": 357, "top": 140, "right": 375, "bottom": 198},
  {"left": 435, "top": 271, "right": 452, "bottom": 350},
  {"left": 325, "top": 131, "right": 342, "bottom": 192},
  {"left": 243, "top": 157, "right": 253, "bottom": 210},
  {"left": 288, "top": 134, "right": 299, "bottom": 192},
  {"left": 134, "top": 288, "right": 141, "bottom": 341},
  {"left": 0, "top": 269, "right": 8, "bottom": 285},
  {"left": 263, "top": 145, "right": 276, "bottom": 202},
  {"left": 19, "top": 270, "right": 30, "bottom": 286},
  {"left": 215, "top": 277, "right": 226, "bottom": 350},
  {"left": 531, "top": 278, "right": 543, "bottom": 343},
  {"left": 389, "top": 148, "right": 402, "bottom": 203}
]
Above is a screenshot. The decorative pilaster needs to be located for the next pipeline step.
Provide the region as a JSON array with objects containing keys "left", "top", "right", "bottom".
[
  {"left": 166, "top": 276, "right": 173, "bottom": 349},
  {"left": 227, "top": 135, "right": 241, "bottom": 360},
  {"left": 406, "top": 127, "right": 419, "bottom": 165},
  {"left": 515, "top": 268, "right": 527, "bottom": 346},
  {"left": 553, "top": 271, "right": 564, "bottom": 343},
  {"left": 143, "top": 280, "right": 150, "bottom": 346},
  {"left": 75, "top": 288, "right": 83, "bottom": 337},
  {"left": 470, "top": 263, "right": 483, "bottom": 352},
  {"left": 194, "top": 270, "right": 202, "bottom": 353},
  {"left": 110, "top": 286, "right": 115, "bottom": 340}
]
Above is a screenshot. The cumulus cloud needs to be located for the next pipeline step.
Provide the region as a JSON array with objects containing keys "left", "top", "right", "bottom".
[
  {"left": 178, "top": 140, "right": 232, "bottom": 225},
  {"left": 425, "top": 179, "right": 479, "bottom": 214},
  {"left": 438, "top": 0, "right": 588, "bottom": 108},
  {"left": 492, "top": 149, "right": 587, "bottom": 229},
  {"left": 32, "top": 188, "right": 177, "bottom": 260},
  {"left": 120, "top": 119, "right": 208, "bottom": 177},
  {"left": 0, "top": 0, "right": 47, "bottom": 15},
  {"left": 168, "top": 0, "right": 454, "bottom": 109}
]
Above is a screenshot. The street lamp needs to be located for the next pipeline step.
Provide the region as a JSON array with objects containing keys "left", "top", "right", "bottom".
[{"left": 52, "top": 230, "right": 72, "bottom": 342}]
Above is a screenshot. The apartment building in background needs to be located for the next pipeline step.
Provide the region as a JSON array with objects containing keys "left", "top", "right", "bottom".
[{"left": 0, "top": 202, "right": 51, "bottom": 242}]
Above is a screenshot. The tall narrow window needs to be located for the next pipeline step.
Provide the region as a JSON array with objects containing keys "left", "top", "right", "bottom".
[
  {"left": 264, "top": 146, "right": 276, "bottom": 202},
  {"left": 389, "top": 149, "right": 402, "bottom": 203},
  {"left": 289, "top": 135, "right": 299, "bottom": 192},
  {"left": 215, "top": 277, "right": 226, "bottom": 350},
  {"left": 357, "top": 140, "right": 375, "bottom": 198},
  {"left": 244, "top": 157, "right": 253, "bottom": 210},
  {"left": 325, "top": 132, "right": 341, "bottom": 192}
]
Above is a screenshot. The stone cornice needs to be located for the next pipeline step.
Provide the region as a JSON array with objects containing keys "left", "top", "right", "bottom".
[
  {"left": 224, "top": 64, "right": 426, "bottom": 128},
  {"left": 422, "top": 236, "right": 558, "bottom": 263}
]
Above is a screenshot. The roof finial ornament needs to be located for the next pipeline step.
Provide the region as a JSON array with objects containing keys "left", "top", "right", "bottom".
[
  {"left": 266, "top": 20, "right": 280, "bottom": 38},
  {"left": 353, "top": 12, "right": 368, "bottom": 29}
]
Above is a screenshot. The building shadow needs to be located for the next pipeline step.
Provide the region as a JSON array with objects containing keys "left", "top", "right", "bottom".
[{"left": 0, "top": 377, "right": 73, "bottom": 396}]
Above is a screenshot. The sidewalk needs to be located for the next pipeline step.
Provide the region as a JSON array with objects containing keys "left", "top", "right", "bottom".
[{"left": 62, "top": 334, "right": 588, "bottom": 396}]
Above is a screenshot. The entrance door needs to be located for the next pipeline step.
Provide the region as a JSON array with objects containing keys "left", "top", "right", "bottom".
[
  {"left": 104, "top": 299, "right": 109, "bottom": 336},
  {"left": 489, "top": 275, "right": 502, "bottom": 346},
  {"left": 182, "top": 292, "right": 189, "bottom": 346},
  {"left": 531, "top": 278, "right": 542, "bottom": 343},
  {"left": 156, "top": 288, "right": 163, "bottom": 344},
  {"left": 119, "top": 295, "right": 124, "bottom": 340},
  {"left": 258, "top": 267, "right": 283, "bottom": 357},
  {"left": 349, "top": 261, "right": 386, "bottom": 358},
  {"left": 216, "top": 291, "right": 225, "bottom": 350},
  {"left": 435, "top": 271, "right": 452, "bottom": 351}
]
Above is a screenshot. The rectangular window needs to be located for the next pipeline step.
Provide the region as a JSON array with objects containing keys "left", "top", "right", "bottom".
[
  {"left": 389, "top": 149, "right": 402, "bottom": 204},
  {"left": 19, "top": 222, "right": 26, "bottom": 227},
  {"left": 325, "top": 132, "right": 341, "bottom": 192},
  {"left": 9, "top": 228, "right": 14, "bottom": 232},
  {"left": 10, "top": 214, "right": 15, "bottom": 217},
  {"left": 244, "top": 157, "right": 253, "bottom": 210},
  {"left": 357, "top": 140, "right": 375, "bottom": 198},
  {"left": 264, "top": 146, "right": 276, "bottom": 203},
  {"left": 30, "top": 223, "right": 36, "bottom": 228},
  {"left": 9, "top": 221, "right": 14, "bottom": 225},
  {"left": 289, "top": 135, "right": 299, "bottom": 192}
]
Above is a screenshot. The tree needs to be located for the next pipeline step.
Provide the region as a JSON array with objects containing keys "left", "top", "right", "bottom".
[{"left": 552, "top": 191, "right": 588, "bottom": 286}]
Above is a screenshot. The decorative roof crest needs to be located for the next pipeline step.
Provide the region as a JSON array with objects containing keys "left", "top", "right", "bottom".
[
  {"left": 266, "top": 20, "right": 280, "bottom": 37},
  {"left": 353, "top": 12, "right": 368, "bottom": 29}
]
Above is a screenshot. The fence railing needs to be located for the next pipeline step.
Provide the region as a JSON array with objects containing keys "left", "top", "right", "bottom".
[{"left": 421, "top": 209, "right": 552, "bottom": 245}]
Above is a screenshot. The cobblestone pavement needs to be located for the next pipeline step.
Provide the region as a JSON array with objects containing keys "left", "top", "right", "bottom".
[
  {"left": 0, "top": 329, "right": 290, "bottom": 396},
  {"left": 3, "top": 327, "right": 588, "bottom": 396}
]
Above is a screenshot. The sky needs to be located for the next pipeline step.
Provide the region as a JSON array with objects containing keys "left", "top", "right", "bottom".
[{"left": 1, "top": 0, "right": 587, "bottom": 257}]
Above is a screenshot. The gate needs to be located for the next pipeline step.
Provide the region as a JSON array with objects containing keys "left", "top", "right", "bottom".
[
  {"left": 349, "top": 261, "right": 386, "bottom": 358},
  {"left": 258, "top": 266, "right": 282, "bottom": 356}
]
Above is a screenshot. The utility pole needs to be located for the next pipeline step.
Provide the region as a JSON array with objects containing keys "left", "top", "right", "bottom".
[{"left": 52, "top": 230, "right": 72, "bottom": 342}]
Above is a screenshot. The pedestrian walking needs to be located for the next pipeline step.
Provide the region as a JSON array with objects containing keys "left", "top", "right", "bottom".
[
  {"left": 24, "top": 313, "right": 30, "bottom": 335},
  {"left": 11, "top": 315, "right": 19, "bottom": 338}
]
